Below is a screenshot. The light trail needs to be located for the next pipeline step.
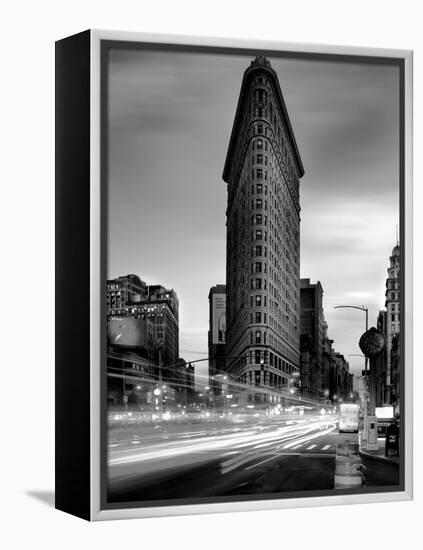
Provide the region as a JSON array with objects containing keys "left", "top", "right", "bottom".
[{"left": 108, "top": 416, "right": 337, "bottom": 473}]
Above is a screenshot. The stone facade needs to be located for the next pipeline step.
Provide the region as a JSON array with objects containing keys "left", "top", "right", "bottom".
[
  {"left": 300, "top": 278, "right": 325, "bottom": 401},
  {"left": 107, "top": 274, "right": 179, "bottom": 379},
  {"left": 384, "top": 244, "right": 400, "bottom": 403},
  {"left": 222, "top": 57, "right": 304, "bottom": 404}
]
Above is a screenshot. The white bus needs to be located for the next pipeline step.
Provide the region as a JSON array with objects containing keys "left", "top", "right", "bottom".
[{"left": 339, "top": 403, "right": 360, "bottom": 433}]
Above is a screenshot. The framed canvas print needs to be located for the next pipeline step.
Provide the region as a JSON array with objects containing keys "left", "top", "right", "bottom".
[{"left": 55, "top": 30, "right": 413, "bottom": 521}]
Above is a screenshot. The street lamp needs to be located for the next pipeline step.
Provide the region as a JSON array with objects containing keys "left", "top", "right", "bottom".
[{"left": 334, "top": 304, "right": 369, "bottom": 447}]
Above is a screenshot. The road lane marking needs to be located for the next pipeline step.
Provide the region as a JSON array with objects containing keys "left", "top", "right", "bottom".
[
  {"left": 221, "top": 452, "right": 263, "bottom": 474},
  {"left": 245, "top": 453, "right": 280, "bottom": 470},
  {"left": 282, "top": 424, "right": 336, "bottom": 449}
]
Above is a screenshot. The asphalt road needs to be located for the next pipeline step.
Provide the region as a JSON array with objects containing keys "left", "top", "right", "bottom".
[{"left": 107, "top": 415, "right": 399, "bottom": 503}]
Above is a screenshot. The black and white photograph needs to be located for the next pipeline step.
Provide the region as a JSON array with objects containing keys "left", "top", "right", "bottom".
[{"left": 103, "top": 43, "right": 406, "bottom": 507}]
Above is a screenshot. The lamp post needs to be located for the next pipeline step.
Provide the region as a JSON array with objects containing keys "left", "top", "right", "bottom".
[
  {"left": 334, "top": 305, "right": 369, "bottom": 447},
  {"left": 347, "top": 353, "right": 366, "bottom": 403}
]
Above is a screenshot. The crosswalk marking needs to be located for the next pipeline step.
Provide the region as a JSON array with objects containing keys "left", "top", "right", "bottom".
[
  {"left": 306, "top": 444, "right": 316, "bottom": 450},
  {"left": 292, "top": 443, "right": 304, "bottom": 450},
  {"left": 321, "top": 444, "right": 331, "bottom": 451}
]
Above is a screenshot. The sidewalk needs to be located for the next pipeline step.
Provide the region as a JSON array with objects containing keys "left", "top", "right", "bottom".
[{"left": 359, "top": 438, "right": 400, "bottom": 465}]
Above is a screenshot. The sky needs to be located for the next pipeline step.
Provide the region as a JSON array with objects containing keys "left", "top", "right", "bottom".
[{"left": 107, "top": 47, "right": 399, "bottom": 383}]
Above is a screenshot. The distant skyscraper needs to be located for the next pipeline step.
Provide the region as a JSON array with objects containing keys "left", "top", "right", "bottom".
[
  {"left": 300, "top": 278, "right": 325, "bottom": 401},
  {"left": 222, "top": 56, "right": 305, "bottom": 403}
]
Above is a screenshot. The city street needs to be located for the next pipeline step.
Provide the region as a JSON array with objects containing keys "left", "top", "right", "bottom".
[{"left": 107, "top": 413, "right": 399, "bottom": 502}]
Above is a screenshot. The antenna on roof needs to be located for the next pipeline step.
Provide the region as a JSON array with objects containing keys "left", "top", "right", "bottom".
[{"left": 396, "top": 224, "right": 399, "bottom": 246}]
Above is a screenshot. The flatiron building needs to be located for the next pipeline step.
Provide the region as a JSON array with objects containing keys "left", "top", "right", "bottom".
[{"left": 222, "top": 56, "right": 305, "bottom": 403}]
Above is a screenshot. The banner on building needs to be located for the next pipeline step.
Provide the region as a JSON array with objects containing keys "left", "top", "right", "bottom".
[{"left": 212, "top": 294, "right": 226, "bottom": 344}]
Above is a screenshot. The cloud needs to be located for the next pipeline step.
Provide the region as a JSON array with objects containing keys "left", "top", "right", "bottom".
[{"left": 107, "top": 48, "right": 399, "bottom": 379}]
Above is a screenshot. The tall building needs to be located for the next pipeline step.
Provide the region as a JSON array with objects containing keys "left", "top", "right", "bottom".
[
  {"left": 332, "top": 352, "right": 351, "bottom": 402},
  {"left": 384, "top": 244, "right": 400, "bottom": 403},
  {"left": 107, "top": 274, "right": 146, "bottom": 311},
  {"left": 321, "top": 322, "right": 334, "bottom": 403},
  {"left": 222, "top": 56, "right": 305, "bottom": 403},
  {"left": 107, "top": 275, "right": 179, "bottom": 381},
  {"left": 299, "top": 278, "right": 325, "bottom": 400},
  {"left": 208, "top": 285, "right": 227, "bottom": 378}
]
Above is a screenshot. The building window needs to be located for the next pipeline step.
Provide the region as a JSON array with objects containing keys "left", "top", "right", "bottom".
[
  {"left": 256, "top": 183, "right": 263, "bottom": 194},
  {"left": 256, "top": 295, "right": 262, "bottom": 306},
  {"left": 255, "top": 278, "right": 262, "bottom": 290},
  {"left": 257, "top": 154, "right": 263, "bottom": 164},
  {"left": 391, "top": 324, "right": 395, "bottom": 333},
  {"left": 256, "top": 199, "right": 263, "bottom": 209},
  {"left": 255, "top": 331, "right": 261, "bottom": 344},
  {"left": 255, "top": 350, "right": 261, "bottom": 364},
  {"left": 257, "top": 139, "right": 263, "bottom": 150},
  {"left": 257, "top": 169, "right": 263, "bottom": 179},
  {"left": 255, "top": 230, "right": 263, "bottom": 240},
  {"left": 255, "top": 312, "right": 261, "bottom": 323},
  {"left": 255, "top": 245, "right": 262, "bottom": 257},
  {"left": 257, "top": 125, "right": 263, "bottom": 134}
]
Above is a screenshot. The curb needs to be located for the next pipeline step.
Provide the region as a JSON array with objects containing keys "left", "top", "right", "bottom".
[{"left": 358, "top": 450, "right": 400, "bottom": 465}]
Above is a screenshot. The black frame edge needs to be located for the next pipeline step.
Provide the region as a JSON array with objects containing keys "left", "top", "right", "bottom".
[{"left": 55, "top": 29, "right": 91, "bottom": 521}]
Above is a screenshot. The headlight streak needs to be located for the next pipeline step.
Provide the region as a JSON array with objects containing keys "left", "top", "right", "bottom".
[{"left": 108, "top": 416, "right": 337, "bottom": 469}]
